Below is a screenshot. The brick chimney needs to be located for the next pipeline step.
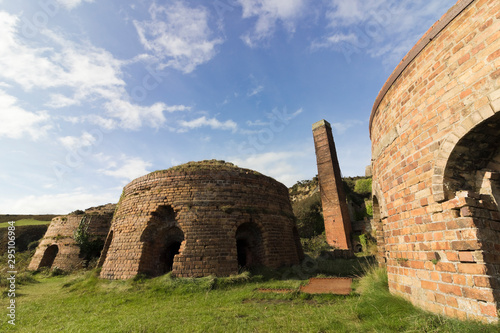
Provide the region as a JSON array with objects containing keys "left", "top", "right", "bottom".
[{"left": 312, "top": 120, "right": 352, "bottom": 249}]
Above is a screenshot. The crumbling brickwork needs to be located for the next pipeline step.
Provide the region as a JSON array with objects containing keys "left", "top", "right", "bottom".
[
  {"left": 28, "top": 206, "right": 113, "bottom": 271},
  {"left": 312, "top": 120, "right": 352, "bottom": 250},
  {"left": 370, "top": 0, "right": 500, "bottom": 322},
  {"left": 99, "top": 160, "right": 303, "bottom": 280}
]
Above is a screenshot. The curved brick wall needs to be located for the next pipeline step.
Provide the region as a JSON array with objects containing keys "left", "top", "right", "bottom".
[
  {"left": 99, "top": 160, "right": 303, "bottom": 280},
  {"left": 29, "top": 213, "right": 112, "bottom": 271},
  {"left": 370, "top": 0, "right": 500, "bottom": 322}
]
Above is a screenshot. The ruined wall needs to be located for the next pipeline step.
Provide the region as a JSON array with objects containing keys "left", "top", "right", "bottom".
[
  {"left": 370, "top": 0, "right": 500, "bottom": 322},
  {"left": 29, "top": 210, "right": 113, "bottom": 271},
  {"left": 99, "top": 160, "right": 303, "bottom": 280}
]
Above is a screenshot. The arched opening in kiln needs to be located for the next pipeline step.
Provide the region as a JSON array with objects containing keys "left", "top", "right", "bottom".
[
  {"left": 39, "top": 244, "right": 59, "bottom": 268},
  {"left": 443, "top": 112, "right": 500, "bottom": 207},
  {"left": 98, "top": 230, "right": 113, "bottom": 267},
  {"left": 139, "top": 205, "right": 184, "bottom": 276},
  {"left": 236, "top": 222, "right": 263, "bottom": 268},
  {"left": 161, "top": 235, "right": 183, "bottom": 274}
]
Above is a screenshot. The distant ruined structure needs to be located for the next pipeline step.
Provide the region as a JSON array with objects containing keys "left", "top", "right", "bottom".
[
  {"left": 370, "top": 0, "right": 500, "bottom": 322},
  {"left": 312, "top": 120, "right": 352, "bottom": 250},
  {"left": 99, "top": 160, "right": 303, "bottom": 279},
  {"left": 29, "top": 204, "right": 114, "bottom": 271}
]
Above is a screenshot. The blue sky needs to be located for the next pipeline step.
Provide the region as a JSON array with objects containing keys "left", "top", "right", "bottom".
[{"left": 0, "top": 0, "right": 457, "bottom": 214}]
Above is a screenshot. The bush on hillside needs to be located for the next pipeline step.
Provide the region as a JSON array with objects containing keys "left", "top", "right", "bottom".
[{"left": 292, "top": 192, "right": 324, "bottom": 238}]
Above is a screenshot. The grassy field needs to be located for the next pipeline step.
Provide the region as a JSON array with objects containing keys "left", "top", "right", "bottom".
[
  {"left": 1, "top": 252, "right": 499, "bottom": 332},
  {"left": 0, "top": 219, "right": 51, "bottom": 228}
]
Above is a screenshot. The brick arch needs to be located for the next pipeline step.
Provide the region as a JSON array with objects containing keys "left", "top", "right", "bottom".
[
  {"left": 39, "top": 244, "right": 59, "bottom": 269},
  {"left": 432, "top": 105, "right": 500, "bottom": 202},
  {"left": 371, "top": 180, "right": 387, "bottom": 219},
  {"left": 235, "top": 221, "right": 264, "bottom": 268}
]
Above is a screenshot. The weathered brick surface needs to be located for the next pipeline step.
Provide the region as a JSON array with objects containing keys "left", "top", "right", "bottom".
[
  {"left": 99, "top": 160, "right": 303, "bottom": 280},
  {"left": 370, "top": 0, "right": 500, "bottom": 323},
  {"left": 312, "top": 120, "right": 352, "bottom": 250},
  {"left": 28, "top": 212, "right": 113, "bottom": 271}
]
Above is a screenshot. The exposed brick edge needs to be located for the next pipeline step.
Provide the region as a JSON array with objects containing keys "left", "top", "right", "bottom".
[
  {"left": 368, "top": 0, "right": 476, "bottom": 137},
  {"left": 256, "top": 288, "right": 296, "bottom": 293}
]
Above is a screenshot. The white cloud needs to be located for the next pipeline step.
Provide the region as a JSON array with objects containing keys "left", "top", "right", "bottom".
[
  {"left": 100, "top": 155, "right": 152, "bottom": 181},
  {"left": 58, "top": 131, "right": 97, "bottom": 151},
  {"left": 55, "top": 0, "right": 94, "bottom": 10},
  {"left": 0, "top": 190, "right": 118, "bottom": 214},
  {"left": 330, "top": 119, "right": 364, "bottom": 135},
  {"left": 0, "top": 12, "right": 124, "bottom": 93},
  {"left": 314, "top": 0, "right": 457, "bottom": 66},
  {"left": 231, "top": 150, "right": 309, "bottom": 186},
  {"left": 104, "top": 99, "right": 168, "bottom": 130},
  {"left": 86, "top": 115, "right": 117, "bottom": 130},
  {"left": 310, "top": 32, "right": 357, "bottom": 50},
  {"left": 0, "top": 90, "right": 51, "bottom": 140},
  {"left": 0, "top": 11, "right": 189, "bottom": 131},
  {"left": 46, "top": 93, "right": 80, "bottom": 108},
  {"left": 179, "top": 116, "right": 237, "bottom": 132},
  {"left": 133, "top": 2, "right": 223, "bottom": 73},
  {"left": 238, "top": 0, "right": 305, "bottom": 47}
]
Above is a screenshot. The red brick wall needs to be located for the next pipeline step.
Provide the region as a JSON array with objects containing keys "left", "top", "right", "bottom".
[
  {"left": 370, "top": 0, "right": 500, "bottom": 322},
  {"left": 99, "top": 160, "right": 303, "bottom": 280}
]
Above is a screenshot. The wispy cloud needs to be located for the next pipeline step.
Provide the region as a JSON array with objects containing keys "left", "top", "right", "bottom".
[
  {"left": 247, "top": 85, "right": 264, "bottom": 97},
  {"left": 55, "top": 0, "right": 94, "bottom": 10},
  {"left": 313, "top": 0, "right": 456, "bottom": 66},
  {"left": 0, "top": 189, "right": 118, "bottom": 214},
  {"left": 330, "top": 119, "right": 365, "bottom": 135},
  {"left": 0, "top": 90, "right": 51, "bottom": 140},
  {"left": 58, "top": 131, "right": 98, "bottom": 151},
  {"left": 238, "top": 0, "right": 306, "bottom": 47},
  {"left": 100, "top": 155, "right": 152, "bottom": 181},
  {"left": 231, "top": 149, "right": 310, "bottom": 186},
  {"left": 179, "top": 116, "right": 237, "bottom": 132},
  {"left": 0, "top": 11, "right": 189, "bottom": 131},
  {"left": 104, "top": 99, "right": 189, "bottom": 130},
  {"left": 134, "top": 2, "right": 223, "bottom": 73}
]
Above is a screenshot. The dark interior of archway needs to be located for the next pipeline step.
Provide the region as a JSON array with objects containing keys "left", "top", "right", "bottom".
[
  {"left": 162, "top": 241, "right": 182, "bottom": 273},
  {"left": 139, "top": 205, "right": 184, "bottom": 276},
  {"left": 237, "top": 239, "right": 249, "bottom": 267},
  {"left": 235, "top": 222, "right": 263, "bottom": 268},
  {"left": 444, "top": 112, "right": 500, "bottom": 197},
  {"left": 39, "top": 244, "right": 59, "bottom": 268}
]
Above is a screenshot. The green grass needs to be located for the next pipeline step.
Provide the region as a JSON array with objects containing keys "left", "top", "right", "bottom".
[
  {"left": 1, "top": 254, "right": 499, "bottom": 332},
  {"left": 0, "top": 219, "right": 51, "bottom": 228},
  {"left": 2, "top": 269, "right": 497, "bottom": 332}
]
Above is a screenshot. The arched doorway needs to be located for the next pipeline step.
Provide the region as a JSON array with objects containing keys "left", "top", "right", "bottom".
[
  {"left": 160, "top": 228, "right": 184, "bottom": 274},
  {"left": 235, "top": 222, "right": 263, "bottom": 268},
  {"left": 39, "top": 244, "right": 59, "bottom": 268},
  {"left": 139, "top": 205, "right": 184, "bottom": 276},
  {"left": 443, "top": 112, "right": 500, "bottom": 202}
]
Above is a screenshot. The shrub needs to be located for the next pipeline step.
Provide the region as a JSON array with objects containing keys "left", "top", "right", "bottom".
[
  {"left": 292, "top": 192, "right": 324, "bottom": 238},
  {"left": 354, "top": 178, "right": 372, "bottom": 195},
  {"left": 300, "top": 234, "right": 332, "bottom": 258}
]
